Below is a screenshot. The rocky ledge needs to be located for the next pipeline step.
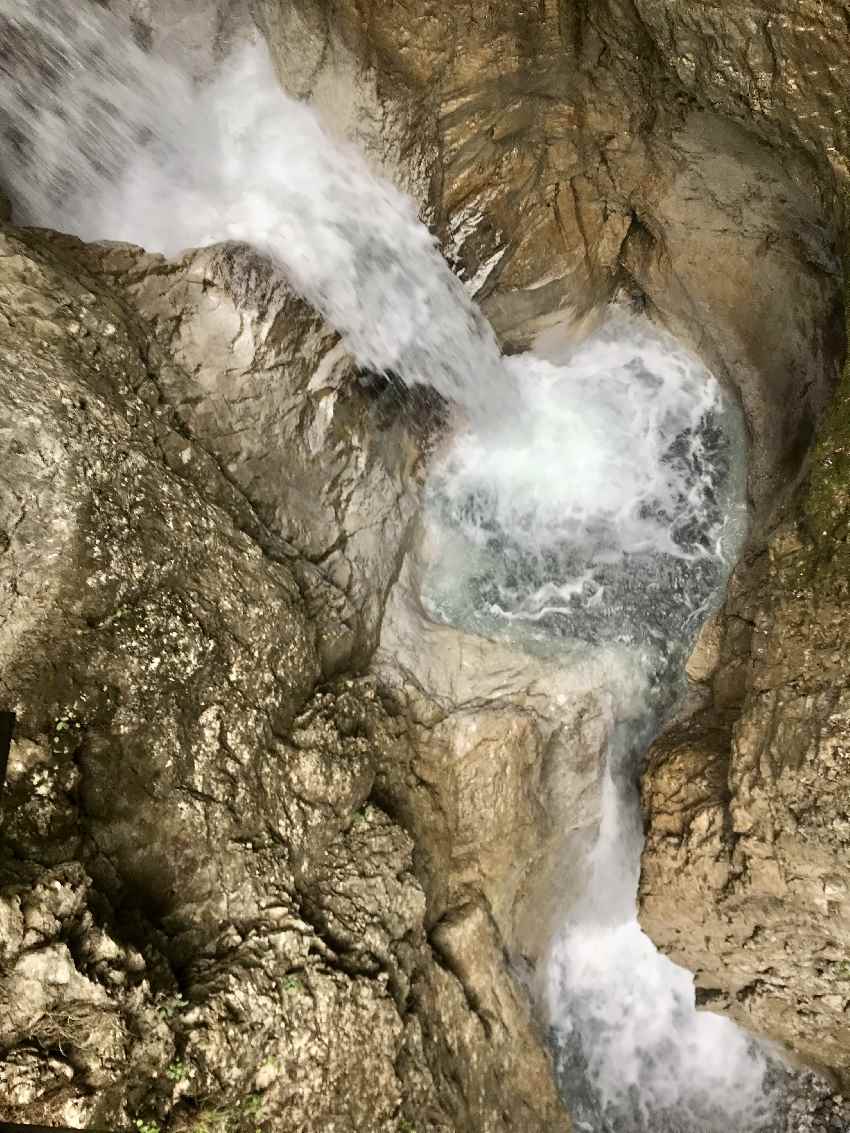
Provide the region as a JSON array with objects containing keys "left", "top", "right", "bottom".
[{"left": 0, "top": 228, "right": 569, "bottom": 1131}]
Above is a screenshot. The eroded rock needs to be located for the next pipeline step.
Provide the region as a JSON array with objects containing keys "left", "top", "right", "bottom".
[
  {"left": 374, "top": 550, "right": 643, "bottom": 970},
  {"left": 640, "top": 288, "right": 850, "bottom": 1085},
  {"left": 90, "top": 239, "right": 424, "bottom": 674},
  {"left": 0, "top": 228, "right": 570, "bottom": 1130}
]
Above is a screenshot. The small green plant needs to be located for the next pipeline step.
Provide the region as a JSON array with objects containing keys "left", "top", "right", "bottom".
[
  {"left": 281, "top": 974, "right": 302, "bottom": 993},
  {"left": 134, "top": 1120, "right": 161, "bottom": 1133},
  {"left": 166, "top": 1059, "right": 187, "bottom": 1081},
  {"left": 241, "top": 1094, "right": 263, "bottom": 1115},
  {"left": 398, "top": 1120, "right": 416, "bottom": 1133}
]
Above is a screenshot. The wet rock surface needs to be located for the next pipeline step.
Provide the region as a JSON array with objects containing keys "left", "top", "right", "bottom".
[
  {"left": 641, "top": 287, "right": 850, "bottom": 1089},
  {"left": 374, "top": 551, "right": 634, "bottom": 969},
  {"left": 0, "top": 228, "right": 569, "bottom": 1131},
  {"left": 1, "top": 0, "right": 850, "bottom": 1127},
  {"left": 96, "top": 239, "right": 425, "bottom": 674},
  {"left": 781, "top": 1072, "right": 850, "bottom": 1133}
]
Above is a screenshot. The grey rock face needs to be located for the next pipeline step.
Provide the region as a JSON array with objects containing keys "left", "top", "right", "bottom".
[
  {"left": 95, "top": 240, "right": 424, "bottom": 675},
  {"left": 0, "top": 228, "right": 569, "bottom": 1131},
  {"left": 374, "top": 550, "right": 637, "bottom": 970}
]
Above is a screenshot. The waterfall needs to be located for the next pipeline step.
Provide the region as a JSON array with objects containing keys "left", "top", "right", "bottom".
[
  {"left": 0, "top": 0, "right": 511, "bottom": 424},
  {"left": 0, "top": 4, "right": 780, "bottom": 1128},
  {"left": 421, "top": 315, "right": 773, "bottom": 1131}
]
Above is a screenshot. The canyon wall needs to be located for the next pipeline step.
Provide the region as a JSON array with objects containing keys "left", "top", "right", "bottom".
[
  {"left": 262, "top": 0, "right": 850, "bottom": 1086},
  {"left": 1, "top": 0, "right": 850, "bottom": 1128}
]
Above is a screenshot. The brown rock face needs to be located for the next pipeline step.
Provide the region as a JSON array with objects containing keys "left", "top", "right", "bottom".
[
  {"left": 624, "top": 1, "right": 850, "bottom": 183},
  {"left": 0, "top": 228, "right": 568, "bottom": 1130},
  {"left": 2, "top": 0, "right": 850, "bottom": 1125},
  {"left": 640, "top": 286, "right": 850, "bottom": 1083}
]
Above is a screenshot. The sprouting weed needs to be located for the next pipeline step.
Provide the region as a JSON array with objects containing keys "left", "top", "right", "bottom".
[
  {"left": 166, "top": 1059, "right": 187, "bottom": 1081},
  {"left": 134, "top": 1120, "right": 161, "bottom": 1133}
]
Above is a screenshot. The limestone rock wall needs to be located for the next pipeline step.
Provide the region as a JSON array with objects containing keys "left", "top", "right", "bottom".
[
  {"left": 640, "top": 278, "right": 850, "bottom": 1085},
  {"left": 0, "top": 228, "right": 569, "bottom": 1131}
]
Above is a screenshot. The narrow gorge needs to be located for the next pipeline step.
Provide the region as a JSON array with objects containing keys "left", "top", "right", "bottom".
[{"left": 0, "top": 3, "right": 848, "bottom": 1132}]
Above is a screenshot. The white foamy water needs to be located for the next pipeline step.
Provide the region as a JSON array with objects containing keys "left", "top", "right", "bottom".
[
  {"left": 546, "top": 762, "right": 777, "bottom": 1131},
  {"left": 422, "top": 315, "right": 743, "bottom": 651},
  {"left": 0, "top": 4, "right": 776, "bottom": 1129},
  {"left": 0, "top": 0, "right": 510, "bottom": 423}
]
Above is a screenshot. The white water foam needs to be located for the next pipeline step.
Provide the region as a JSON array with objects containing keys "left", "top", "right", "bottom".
[
  {"left": 0, "top": 5, "right": 775, "bottom": 1129},
  {"left": 546, "top": 762, "right": 777, "bottom": 1131},
  {"left": 0, "top": 0, "right": 510, "bottom": 423},
  {"left": 422, "top": 315, "right": 744, "bottom": 649}
]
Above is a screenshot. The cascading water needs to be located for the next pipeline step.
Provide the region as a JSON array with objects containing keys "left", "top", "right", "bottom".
[
  {"left": 0, "top": 0, "right": 510, "bottom": 425},
  {"left": 0, "top": 4, "right": 782, "bottom": 1128},
  {"left": 421, "top": 318, "right": 773, "bottom": 1131}
]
